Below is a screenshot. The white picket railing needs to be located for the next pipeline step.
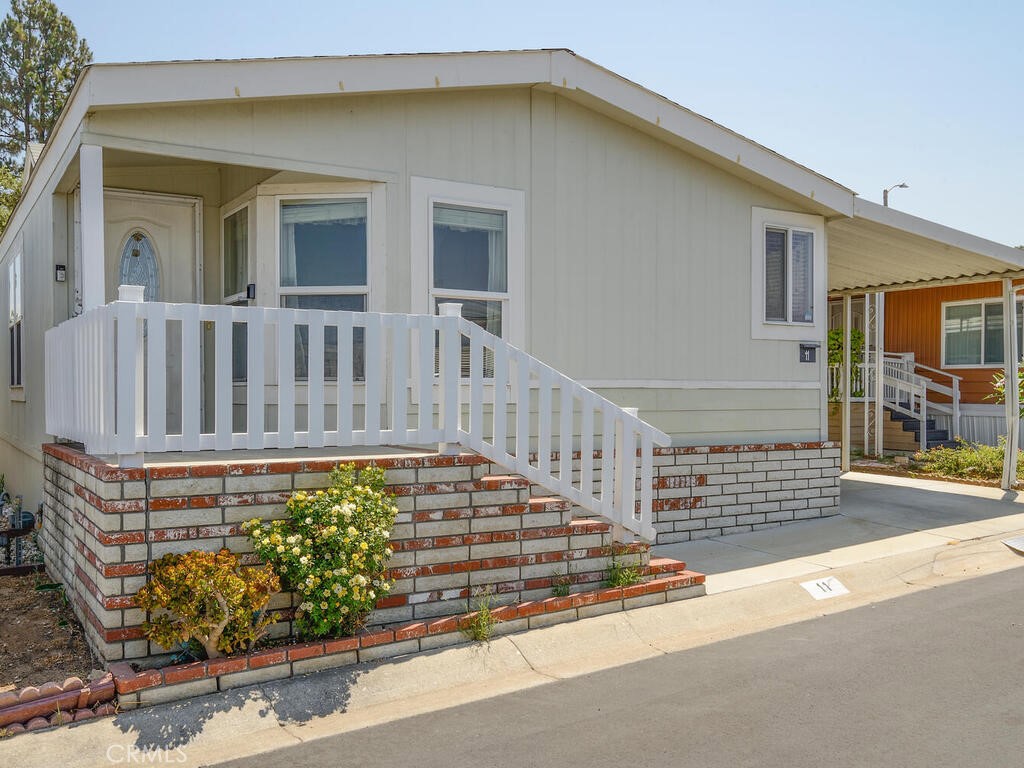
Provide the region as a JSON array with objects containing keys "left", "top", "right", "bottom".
[
  {"left": 45, "top": 289, "right": 669, "bottom": 540},
  {"left": 828, "top": 355, "right": 963, "bottom": 452}
]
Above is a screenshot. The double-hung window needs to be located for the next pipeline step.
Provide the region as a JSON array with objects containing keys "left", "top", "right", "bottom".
[
  {"left": 411, "top": 177, "right": 525, "bottom": 378},
  {"left": 751, "top": 207, "right": 825, "bottom": 341},
  {"left": 432, "top": 204, "right": 507, "bottom": 374},
  {"left": 8, "top": 253, "right": 22, "bottom": 388},
  {"left": 942, "top": 299, "right": 1023, "bottom": 367},
  {"left": 278, "top": 197, "right": 369, "bottom": 380}
]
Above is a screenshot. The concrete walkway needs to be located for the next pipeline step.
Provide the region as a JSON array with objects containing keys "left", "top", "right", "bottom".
[
  {"left": 6, "top": 472, "right": 1024, "bottom": 767},
  {"left": 654, "top": 470, "right": 1024, "bottom": 593}
]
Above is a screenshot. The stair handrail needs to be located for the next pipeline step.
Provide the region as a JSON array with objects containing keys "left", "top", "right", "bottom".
[{"left": 448, "top": 310, "right": 670, "bottom": 542}]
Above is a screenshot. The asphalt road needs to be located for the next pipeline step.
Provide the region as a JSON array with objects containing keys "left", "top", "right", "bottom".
[{"left": 215, "top": 568, "right": 1024, "bottom": 768}]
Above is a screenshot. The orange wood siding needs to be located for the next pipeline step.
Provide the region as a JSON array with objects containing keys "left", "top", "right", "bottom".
[{"left": 884, "top": 280, "right": 1023, "bottom": 405}]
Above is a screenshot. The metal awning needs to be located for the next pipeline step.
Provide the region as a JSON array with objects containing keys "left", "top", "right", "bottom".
[{"left": 828, "top": 198, "right": 1024, "bottom": 295}]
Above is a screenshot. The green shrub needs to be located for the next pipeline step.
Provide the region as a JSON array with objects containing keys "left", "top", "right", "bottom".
[
  {"left": 914, "top": 437, "right": 1024, "bottom": 481},
  {"left": 603, "top": 555, "right": 643, "bottom": 588},
  {"left": 827, "top": 328, "right": 866, "bottom": 401},
  {"left": 244, "top": 463, "right": 397, "bottom": 638},
  {"left": 134, "top": 548, "right": 280, "bottom": 659},
  {"left": 461, "top": 588, "right": 497, "bottom": 642},
  {"left": 988, "top": 369, "right": 1024, "bottom": 417}
]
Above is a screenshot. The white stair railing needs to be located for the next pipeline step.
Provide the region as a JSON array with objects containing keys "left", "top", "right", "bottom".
[{"left": 44, "top": 290, "right": 669, "bottom": 541}]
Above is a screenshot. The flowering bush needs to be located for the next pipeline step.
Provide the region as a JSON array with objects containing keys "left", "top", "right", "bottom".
[
  {"left": 134, "top": 548, "right": 280, "bottom": 659},
  {"left": 244, "top": 463, "right": 398, "bottom": 638}
]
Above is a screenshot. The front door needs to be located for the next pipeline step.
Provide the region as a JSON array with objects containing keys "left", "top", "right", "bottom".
[{"left": 103, "top": 190, "right": 201, "bottom": 434}]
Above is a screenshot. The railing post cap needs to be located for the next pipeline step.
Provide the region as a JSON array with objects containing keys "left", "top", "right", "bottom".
[
  {"left": 624, "top": 407, "right": 639, "bottom": 417},
  {"left": 439, "top": 302, "right": 463, "bottom": 317},
  {"left": 117, "top": 284, "right": 145, "bottom": 303}
]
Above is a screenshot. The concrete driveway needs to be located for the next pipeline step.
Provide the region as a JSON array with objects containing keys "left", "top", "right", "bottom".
[{"left": 653, "top": 471, "right": 1024, "bottom": 594}]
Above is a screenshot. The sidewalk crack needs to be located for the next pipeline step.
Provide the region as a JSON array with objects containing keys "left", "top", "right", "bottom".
[{"left": 504, "top": 635, "right": 561, "bottom": 682}]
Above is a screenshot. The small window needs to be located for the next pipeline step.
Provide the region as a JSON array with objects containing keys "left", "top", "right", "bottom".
[
  {"left": 8, "top": 254, "right": 23, "bottom": 387},
  {"left": 223, "top": 205, "right": 250, "bottom": 301},
  {"left": 763, "top": 226, "right": 814, "bottom": 324},
  {"left": 278, "top": 198, "right": 369, "bottom": 381},
  {"left": 750, "top": 207, "right": 825, "bottom": 341},
  {"left": 943, "top": 299, "right": 1023, "bottom": 367}
]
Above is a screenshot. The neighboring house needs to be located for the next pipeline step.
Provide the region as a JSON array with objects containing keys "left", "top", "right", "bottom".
[
  {"left": 2, "top": 50, "right": 1024, "bottom": 661},
  {"left": 828, "top": 280, "right": 1024, "bottom": 451}
]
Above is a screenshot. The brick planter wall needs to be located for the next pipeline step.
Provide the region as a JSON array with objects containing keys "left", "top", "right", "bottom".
[
  {"left": 39, "top": 444, "right": 676, "bottom": 664},
  {"left": 649, "top": 442, "right": 841, "bottom": 543}
]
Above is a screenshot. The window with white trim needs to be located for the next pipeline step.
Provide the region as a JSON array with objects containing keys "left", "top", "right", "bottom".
[
  {"left": 8, "top": 253, "right": 22, "bottom": 387},
  {"left": 410, "top": 177, "right": 525, "bottom": 377},
  {"left": 750, "top": 207, "right": 825, "bottom": 341},
  {"left": 222, "top": 203, "right": 251, "bottom": 303},
  {"left": 942, "top": 298, "right": 1023, "bottom": 367},
  {"left": 277, "top": 196, "right": 369, "bottom": 380}
]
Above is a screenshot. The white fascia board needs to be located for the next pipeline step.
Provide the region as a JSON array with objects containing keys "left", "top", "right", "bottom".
[
  {"left": 853, "top": 197, "right": 1024, "bottom": 268},
  {"left": 549, "top": 51, "right": 856, "bottom": 217},
  {"left": 83, "top": 50, "right": 557, "bottom": 107}
]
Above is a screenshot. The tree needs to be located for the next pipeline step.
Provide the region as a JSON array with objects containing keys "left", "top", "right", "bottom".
[
  {"left": 0, "top": 0, "right": 91, "bottom": 231},
  {"left": 0, "top": 165, "right": 20, "bottom": 231}
]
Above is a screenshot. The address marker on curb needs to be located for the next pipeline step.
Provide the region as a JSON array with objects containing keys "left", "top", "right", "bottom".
[
  {"left": 800, "top": 576, "right": 850, "bottom": 600},
  {"left": 1002, "top": 536, "right": 1024, "bottom": 555}
]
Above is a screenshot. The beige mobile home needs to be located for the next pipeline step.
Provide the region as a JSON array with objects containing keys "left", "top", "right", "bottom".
[{"left": 4, "top": 50, "right": 1024, "bottom": 660}]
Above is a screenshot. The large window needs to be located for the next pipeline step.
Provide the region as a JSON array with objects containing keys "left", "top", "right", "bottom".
[
  {"left": 750, "top": 207, "right": 825, "bottom": 341},
  {"left": 942, "top": 299, "right": 1024, "bottom": 367},
  {"left": 8, "top": 253, "right": 22, "bottom": 388},
  {"left": 278, "top": 197, "right": 369, "bottom": 380}
]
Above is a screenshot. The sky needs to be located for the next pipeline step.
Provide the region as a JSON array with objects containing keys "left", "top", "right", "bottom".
[{"left": 6, "top": 0, "right": 1023, "bottom": 245}]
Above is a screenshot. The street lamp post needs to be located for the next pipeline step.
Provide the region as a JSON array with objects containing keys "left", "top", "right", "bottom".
[{"left": 883, "top": 182, "right": 909, "bottom": 207}]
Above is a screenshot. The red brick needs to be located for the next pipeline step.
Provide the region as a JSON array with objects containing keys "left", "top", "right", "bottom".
[
  {"left": 394, "top": 623, "right": 427, "bottom": 642},
  {"left": 148, "top": 527, "right": 195, "bottom": 542},
  {"left": 190, "top": 463, "right": 229, "bottom": 477},
  {"left": 162, "top": 662, "right": 208, "bottom": 685},
  {"left": 516, "top": 601, "right": 545, "bottom": 618},
  {"left": 287, "top": 643, "right": 325, "bottom": 661},
  {"left": 101, "top": 563, "right": 146, "bottom": 579},
  {"left": 148, "top": 466, "right": 190, "bottom": 479},
  {"left": 374, "top": 594, "right": 407, "bottom": 609},
  {"left": 427, "top": 616, "right": 458, "bottom": 635},
  {"left": 266, "top": 461, "right": 304, "bottom": 474},
  {"left": 206, "top": 657, "right": 248, "bottom": 677},
  {"left": 189, "top": 495, "right": 219, "bottom": 508},
  {"left": 358, "top": 629, "right": 394, "bottom": 648},
  {"left": 249, "top": 649, "right": 288, "bottom": 669},
  {"left": 324, "top": 637, "right": 359, "bottom": 654},
  {"left": 226, "top": 463, "right": 270, "bottom": 476},
  {"left": 114, "top": 668, "right": 162, "bottom": 695},
  {"left": 544, "top": 596, "right": 572, "bottom": 613},
  {"left": 149, "top": 497, "right": 188, "bottom": 511}
]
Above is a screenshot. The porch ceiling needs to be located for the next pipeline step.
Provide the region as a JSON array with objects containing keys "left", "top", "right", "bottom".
[{"left": 827, "top": 198, "right": 1024, "bottom": 294}]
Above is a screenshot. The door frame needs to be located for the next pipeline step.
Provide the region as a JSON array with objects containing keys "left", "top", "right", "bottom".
[{"left": 96, "top": 188, "right": 205, "bottom": 303}]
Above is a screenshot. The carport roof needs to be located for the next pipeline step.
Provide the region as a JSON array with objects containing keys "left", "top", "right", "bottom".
[{"left": 828, "top": 198, "right": 1024, "bottom": 295}]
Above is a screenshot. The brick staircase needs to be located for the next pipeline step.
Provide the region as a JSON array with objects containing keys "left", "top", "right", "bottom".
[{"left": 363, "top": 470, "right": 705, "bottom": 630}]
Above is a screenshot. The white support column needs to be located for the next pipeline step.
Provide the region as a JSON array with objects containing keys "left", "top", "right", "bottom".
[
  {"left": 841, "top": 294, "right": 852, "bottom": 473},
  {"left": 437, "top": 301, "right": 463, "bottom": 456},
  {"left": 1001, "top": 278, "right": 1019, "bottom": 490},
  {"left": 874, "top": 291, "right": 885, "bottom": 457},
  {"left": 79, "top": 144, "right": 105, "bottom": 311},
  {"left": 862, "top": 294, "right": 871, "bottom": 453}
]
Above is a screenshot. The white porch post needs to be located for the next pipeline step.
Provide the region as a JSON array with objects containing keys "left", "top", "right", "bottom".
[
  {"left": 1001, "top": 278, "right": 1019, "bottom": 490},
  {"left": 841, "top": 294, "right": 852, "bottom": 473},
  {"left": 874, "top": 291, "right": 885, "bottom": 457},
  {"left": 79, "top": 144, "right": 105, "bottom": 311}
]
